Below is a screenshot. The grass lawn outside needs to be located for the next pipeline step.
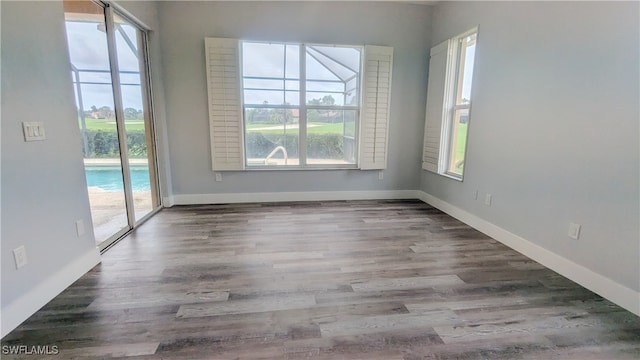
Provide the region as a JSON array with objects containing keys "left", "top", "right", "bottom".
[
  {"left": 79, "top": 117, "right": 146, "bottom": 131},
  {"left": 452, "top": 122, "right": 468, "bottom": 173},
  {"left": 246, "top": 122, "right": 353, "bottom": 136}
]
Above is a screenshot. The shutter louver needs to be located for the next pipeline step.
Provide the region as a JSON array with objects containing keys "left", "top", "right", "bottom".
[
  {"left": 422, "top": 40, "right": 450, "bottom": 173},
  {"left": 360, "top": 45, "right": 393, "bottom": 170},
  {"left": 205, "top": 38, "right": 244, "bottom": 171}
]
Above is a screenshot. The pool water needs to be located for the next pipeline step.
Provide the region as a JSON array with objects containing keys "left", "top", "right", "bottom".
[{"left": 85, "top": 166, "right": 151, "bottom": 191}]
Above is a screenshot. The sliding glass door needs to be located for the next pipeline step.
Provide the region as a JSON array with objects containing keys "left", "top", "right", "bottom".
[
  {"left": 112, "top": 13, "right": 160, "bottom": 222},
  {"left": 64, "top": 1, "right": 160, "bottom": 251}
]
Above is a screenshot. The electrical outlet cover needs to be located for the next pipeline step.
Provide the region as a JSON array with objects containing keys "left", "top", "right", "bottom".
[
  {"left": 76, "top": 219, "right": 85, "bottom": 237},
  {"left": 13, "top": 246, "right": 28, "bottom": 269},
  {"left": 568, "top": 223, "right": 581, "bottom": 240}
]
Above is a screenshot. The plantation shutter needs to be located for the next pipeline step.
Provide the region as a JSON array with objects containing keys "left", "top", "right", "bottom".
[
  {"left": 422, "top": 40, "right": 450, "bottom": 173},
  {"left": 359, "top": 45, "right": 393, "bottom": 170},
  {"left": 204, "top": 38, "right": 244, "bottom": 171}
]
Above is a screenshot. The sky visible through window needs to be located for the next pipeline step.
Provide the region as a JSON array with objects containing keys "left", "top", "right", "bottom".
[
  {"left": 460, "top": 37, "right": 476, "bottom": 102},
  {"left": 242, "top": 42, "right": 361, "bottom": 106},
  {"left": 65, "top": 19, "right": 143, "bottom": 110}
]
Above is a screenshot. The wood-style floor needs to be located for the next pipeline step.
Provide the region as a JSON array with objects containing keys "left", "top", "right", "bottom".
[{"left": 2, "top": 200, "right": 639, "bottom": 359}]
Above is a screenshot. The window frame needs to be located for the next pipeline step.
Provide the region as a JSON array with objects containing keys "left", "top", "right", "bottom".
[
  {"left": 441, "top": 27, "right": 478, "bottom": 180},
  {"left": 240, "top": 40, "right": 363, "bottom": 170},
  {"left": 205, "top": 38, "right": 393, "bottom": 172}
]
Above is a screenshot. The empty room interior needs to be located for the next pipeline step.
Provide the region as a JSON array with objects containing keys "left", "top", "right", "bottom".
[{"left": 1, "top": 0, "right": 639, "bottom": 358}]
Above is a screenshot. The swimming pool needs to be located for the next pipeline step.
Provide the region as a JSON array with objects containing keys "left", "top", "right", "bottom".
[{"left": 85, "top": 165, "right": 151, "bottom": 191}]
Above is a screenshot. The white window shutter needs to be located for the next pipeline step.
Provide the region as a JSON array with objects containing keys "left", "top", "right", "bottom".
[
  {"left": 360, "top": 45, "right": 393, "bottom": 170},
  {"left": 205, "top": 38, "right": 244, "bottom": 171},
  {"left": 422, "top": 40, "right": 450, "bottom": 173}
]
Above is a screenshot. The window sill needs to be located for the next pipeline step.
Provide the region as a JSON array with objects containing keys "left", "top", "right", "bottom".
[
  {"left": 242, "top": 165, "right": 360, "bottom": 171},
  {"left": 439, "top": 171, "right": 464, "bottom": 182}
]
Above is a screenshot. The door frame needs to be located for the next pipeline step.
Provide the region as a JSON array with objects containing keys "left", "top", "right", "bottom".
[{"left": 92, "top": 1, "right": 162, "bottom": 252}]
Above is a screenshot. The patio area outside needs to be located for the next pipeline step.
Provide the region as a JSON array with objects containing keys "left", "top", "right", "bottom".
[{"left": 84, "top": 158, "right": 154, "bottom": 244}]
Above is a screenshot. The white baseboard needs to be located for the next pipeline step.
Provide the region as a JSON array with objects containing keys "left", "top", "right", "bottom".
[
  {"left": 168, "top": 190, "right": 419, "bottom": 206},
  {"left": 416, "top": 190, "right": 640, "bottom": 316},
  {"left": 1, "top": 249, "right": 101, "bottom": 338}
]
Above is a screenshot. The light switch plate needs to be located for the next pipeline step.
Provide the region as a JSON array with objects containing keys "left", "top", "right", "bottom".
[{"left": 22, "top": 121, "right": 46, "bottom": 141}]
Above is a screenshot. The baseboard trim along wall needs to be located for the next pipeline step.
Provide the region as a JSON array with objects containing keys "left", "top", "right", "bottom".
[
  {"left": 1, "top": 249, "right": 101, "bottom": 338},
  {"left": 167, "top": 190, "right": 417, "bottom": 205},
  {"left": 415, "top": 190, "right": 640, "bottom": 317}
]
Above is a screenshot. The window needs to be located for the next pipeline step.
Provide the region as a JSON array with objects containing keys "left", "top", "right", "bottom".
[
  {"left": 423, "top": 28, "right": 478, "bottom": 179},
  {"left": 242, "top": 42, "right": 360, "bottom": 167},
  {"left": 204, "top": 38, "right": 393, "bottom": 171}
]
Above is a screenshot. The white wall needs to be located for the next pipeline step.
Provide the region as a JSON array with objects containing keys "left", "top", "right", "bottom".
[
  {"left": 157, "top": 1, "right": 432, "bottom": 200},
  {"left": 421, "top": 1, "right": 639, "bottom": 299},
  {"left": 0, "top": 0, "right": 167, "bottom": 337},
  {"left": 1, "top": 1, "right": 101, "bottom": 336}
]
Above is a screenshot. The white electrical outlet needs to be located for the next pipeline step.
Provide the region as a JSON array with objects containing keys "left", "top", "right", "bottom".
[
  {"left": 473, "top": 190, "right": 478, "bottom": 200},
  {"left": 13, "top": 246, "right": 28, "bottom": 269},
  {"left": 568, "top": 223, "right": 581, "bottom": 240},
  {"left": 484, "top": 193, "right": 492, "bottom": 206},
  {"left": 215, "top": 173, "right": 222, "bottom": 182},
  {"left": 76, "top": 219, "right": 85, "bottom": 237},
  {"left": 378, "top": 171, "right": 384, "bottom": 180}
]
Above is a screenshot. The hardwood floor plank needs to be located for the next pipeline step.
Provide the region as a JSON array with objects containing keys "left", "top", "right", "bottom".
[
  {"left": 351, "top": 275, "right": 465, "bottom": 292},
  {"left": 176, "top": 294, "right": 316, "bottom": 318},
  {"left": 88, "top": 290, "right": 229, "bottom": 310},
  {"left": 320, "top": 312, "right": 460, "bottom": 337},
  {"left": 284, "top": 328, "right": 443, "bottom": 357},
  {"left": 404, "top": 295, "right": 530, "bottom": 312},
  {"left": 56, "top": 342, "right": 160, "bottom": 358}
]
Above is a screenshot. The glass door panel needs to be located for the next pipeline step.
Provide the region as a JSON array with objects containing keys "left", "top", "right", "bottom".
[
  {"left": 113, "top": 14, "right": 159, "bottom": 222},
  {"left": 64, "top": 1, "right": 160, "bottom": 251},
  {"left": 64, "top": 0, "right": 130, "bottom": 246}
]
